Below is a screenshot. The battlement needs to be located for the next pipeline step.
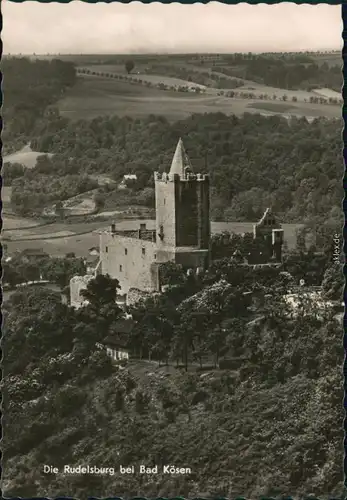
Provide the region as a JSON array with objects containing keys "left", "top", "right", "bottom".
[{"left": 154, "top": 171, "right": 209, "bottom": 183}]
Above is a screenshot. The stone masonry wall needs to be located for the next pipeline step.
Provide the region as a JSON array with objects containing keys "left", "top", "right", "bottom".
[
  {"left": 70, "top": 274, "right": 94, "bottom": 308},
  {"left": 155, "top": 178, "right": 177, "bottom": 249},
  {"left": 100, "top": 232, "right": 158, "bottom": 295}
]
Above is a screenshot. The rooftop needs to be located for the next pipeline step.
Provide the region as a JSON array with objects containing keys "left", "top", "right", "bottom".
[{"left": 169, "top": 138, "right": 193, "bottom": 177}]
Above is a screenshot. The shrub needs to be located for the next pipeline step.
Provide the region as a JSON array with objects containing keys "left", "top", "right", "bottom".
[{"left": 218, "top": 356, "right": 248, "bottom": 370}]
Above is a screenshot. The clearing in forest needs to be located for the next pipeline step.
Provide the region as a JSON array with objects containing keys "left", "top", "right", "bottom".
[{"left": 3, "top": 144, "right": 53, "bottom": 169}]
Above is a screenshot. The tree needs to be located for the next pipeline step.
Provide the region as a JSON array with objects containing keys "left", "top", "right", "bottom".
[
  {"left": 125, "top": 59, "right": 135, "bottom": 74},
  {"left": 129, "top": 294, "right": 178, "bottom": 363},
  {"left": 2, "top": 162, "right": 27, "bottom": 185},
  {"left": 55, "top": 200, "right": 64, "bottom": 218},
  {"left": 93, "top": 191, "right": 106, "bottom": 212},
  {"left": 4, "top": 287, "right": 74, "bottom": 374},
  {"left": 3, "top": 262, "right": 22, "bottom": 287},
  {"left": 321, "top": 263, "right": 344, "bottom": 301},
  {"left": 159, "top": 261, "right": 186, "bottom": 287},
  {"left": 80, "top": 274, "right": 120, "bottom": 308},
  {"left": 41, "top": 257, "right": 86, "bottom": 288},
  {"left": 16, "top": 262, "right": 41, "bottom": 283},
  {"left": 77, "top": 275, "right": 123, "bottom": 341}
]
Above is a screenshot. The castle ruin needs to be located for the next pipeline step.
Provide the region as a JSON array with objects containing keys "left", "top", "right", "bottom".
[
  {"left": 70, "top": 138, "right": 210, "bottom": 307},
  {"left": 70, "top": 138, "right": 284, "bottom": 308}
]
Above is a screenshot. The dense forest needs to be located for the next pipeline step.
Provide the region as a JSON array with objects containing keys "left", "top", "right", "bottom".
[
  {"left": 10, "top": 167, "right": 98, "bottom": 215},
  {"left": 8, "top": 111, "right": 342, "bottom": 230},
  {"left": 3, "top": 260, "right": 344, "bottom": 497},
  {"left": 206, "top": 53, "right": 342, "bottom": 91},
  {"left": 2, "top": 57, "right": 76, "bottom": 154}
]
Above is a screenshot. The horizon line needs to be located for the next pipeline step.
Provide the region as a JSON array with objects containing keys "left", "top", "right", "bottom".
[{"left": 3, "top": 49, "right": 342, "bottom": 56}]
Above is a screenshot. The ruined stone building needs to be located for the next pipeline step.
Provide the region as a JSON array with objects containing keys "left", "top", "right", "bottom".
[
  {"left": 70, "top": 139, "right": 284, "bottom": 308},
  {"left": 251, "top": 207, "right": 284, "bottom": 263}
]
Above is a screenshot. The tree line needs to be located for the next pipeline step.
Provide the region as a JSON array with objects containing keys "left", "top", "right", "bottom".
[
  {"left": 3, "top": 252, "right": 86, "bottom": 291},
  {"left": 211, "top": 53, "right": 342, "bottom": 92},
  {"left": 78, "top": 66, "right": 342, "bottom": 105}
]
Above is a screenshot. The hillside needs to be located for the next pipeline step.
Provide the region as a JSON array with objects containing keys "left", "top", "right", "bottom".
[
  {"left": 2, "top": 268, "right": 344, "bottom": 498},
  {"left": 4, "top": 361, "right": 343, "bottom": 498},
  {"left": 2, "top": 57, "right": 76, "bottom": 154},
  {"left": 56, "top": 73, "right": 341, "bottom": 123},
  {"left": 24, "top": 112, "right": 342, "bottom": 228}
]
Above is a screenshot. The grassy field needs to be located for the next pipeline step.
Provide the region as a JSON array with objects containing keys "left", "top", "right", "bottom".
[
  {"left": 89, "top": 174, "right": 117, "bottom": 186},
  {"left": 57, "top": 76, "right": 212, "bottom": 121},
  {"left": 80, "top": 64, "right": 207, "bottom": 89},
  {"left": 3, "top": 218, "right": 103, "bottom": 258},
  {"left": 130, "top": 73, "right": 206, "bottom": 89},
  {"left": 57, "top": 75, "right": 341, "bottom": 122},
  {"left": 80, "top": 62, "right": 342, "bottom": 104},
  {"left": 246, "top": 102, "right": 295, "bottom": 113},
  {"left": 62, "top": 189, "right": 97, "bottom": 215},
  {"left": 4, "top": 231, "right": 100, "bottom": 258},
  {"left": 2, "top": 213, "right": 48, "bottom": 230},
  {"left": 312, "top": 88, "right": 342, "bottom": 99},
  {"left": 80, "top": 63, "right": 129, "bottom": 73},
  {"left": 312, "top": 52, "right": 341, "bottom": 67},
  {"left": 3, "top": 144, "right": 53, "bottom": 169}
]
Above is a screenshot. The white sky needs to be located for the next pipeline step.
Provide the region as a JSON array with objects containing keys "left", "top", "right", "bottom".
[{"left": 2, "top": 1, "right": 342, "bottom": 54}]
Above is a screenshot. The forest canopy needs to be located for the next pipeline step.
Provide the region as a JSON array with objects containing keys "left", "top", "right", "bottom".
[
  {"left": 19, "top": 112, "right": 342, "bottom": 225},
  {"left": 2, "top": 57, "right": 76, "bottom": 154}
]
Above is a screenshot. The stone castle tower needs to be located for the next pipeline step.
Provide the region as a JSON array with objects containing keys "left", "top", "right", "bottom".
[
  {"left": 70, "top": 138, "right": 211, "bottom": 307},
  {"left": 154, "top": 138, "right": 210, "bottom": 269}
]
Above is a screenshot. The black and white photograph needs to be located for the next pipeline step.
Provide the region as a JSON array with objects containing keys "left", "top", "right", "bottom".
[{"left": 1, "top": 2, "right": 345, "bottom": 497}]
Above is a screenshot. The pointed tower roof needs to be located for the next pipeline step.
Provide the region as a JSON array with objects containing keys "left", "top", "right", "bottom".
[{"left": 169, "top": 138, "right": 192, "bottom": 176}]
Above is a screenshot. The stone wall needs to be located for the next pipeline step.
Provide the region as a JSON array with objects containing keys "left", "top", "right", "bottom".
[
  {"left": 155, "top": 177, "right": 177, "bottom": 249},
  {"left": 197, "top": 176, "right": 211, "bottom": 250},
  {"left": 126, "top": 287, "right": 155, "bottom": 306},
  {"left": 70, "top": 274, "right": 94, "bottom": 308},
  {"left": 100, "top": 232, "right": 158, "bottom": 295}
]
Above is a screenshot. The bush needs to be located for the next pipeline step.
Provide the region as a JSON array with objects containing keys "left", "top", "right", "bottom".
[
  {"left": 191, "top": 390, "right": 209, "bottom": 405},
  {"left": 219, "top": 356, "right": 248, "bottom": 370}
]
